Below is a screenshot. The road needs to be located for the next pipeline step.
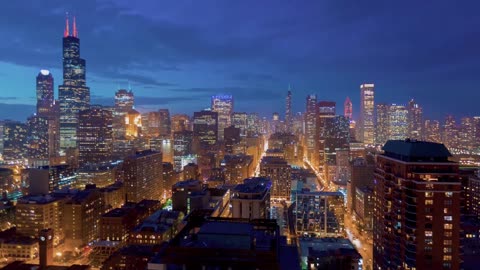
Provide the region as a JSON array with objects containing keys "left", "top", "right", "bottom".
[{"left": 344, "top": 214, "right": 373, "bottom": 270}]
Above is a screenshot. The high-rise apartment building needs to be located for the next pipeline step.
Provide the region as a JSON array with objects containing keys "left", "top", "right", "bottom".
[
  {"left": 211, "top": 95, "right": 233, "bottom": 141},
  {"left": 158, "top": 109, "right": 171, "bottom": 137},
  {"left": 59, "top": 17, "right": 90, "bottom": 150},
  {"left": 373, "top": 140, "right": 461, "bottom": 270},
  {"left": 459, "top": 117, "right": 474, "bottom": 151},
  {"left": 77, "top": 107, "right": 113, "bottom": 167},
  {"left": 231, "top": 177, "right": 271, "bottom": 219},
  {"left": 359, "top": 84, "right": 375, "bottom": 145},
  {"left": 123, "top": 150, "right": 163, "bottom": 203},
  {"left": 407, "top": 99, "right": 423, "bottom": 140}
]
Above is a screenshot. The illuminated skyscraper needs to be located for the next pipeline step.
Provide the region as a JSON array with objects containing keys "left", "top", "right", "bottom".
[
  {"left": 407, "top": 99, "right": 423, "bottom": 140},
  {"left": 232, "top": 112, "right": 247, "bottom": 136},
  {"left": 344, "top": 96, "right": 352, "bottom": 120},
  {"left": 305, "top": 94, "right": 317, "bottom": 160},
  {"left": 443, "top": 115, "right": 458, "bottom": 149},
  {"left": 474, "top": 116, "right": 480, "bottom": 151},
  {"left": 375, "top": 104, "right": 389, "bottom": 146},
  {"left": 158, "top": 109, "right": 171, "bottom": 137},
  {"left": 211, "top": 95, "right": 233, "bottom": 141},
  {"left": 193, "top": 110, "right": 218, "bottom": 147},
  {"left": 173, "top": 130, "right": 193, "bottom": 171},
  {"left": 36, "top": 70, "right": 54, "bottom": 116},
  {"left": 113, "top": 89, "right": 134, "bottom": 139},
  {"left": 424, "top": 119, "right": 441, "bottom": 143},
  {"left": 77, "top": 107, "right": 113, "bottom": 166},
  {"left": 171, "top": 114, "right": 191, "bottom": 133},
  {"left": 459, "top": 117, "right": 474, "bottom": 151},
  {"left": 316, "top": 101, "right": 336, "bottom": 167},
  {"left": 388, "top": 104, "right": 408, "bottom": 140},
  {"left": 246, "top": 113, "right": 259, "bottom": 136},
  {"left": 59, "top": 16, "right": 90, "bottom": 150},
  {"left": 286, "top": 88, "right": 292, "bottom": 132},
  {"left": 359, "top": 84, "right": 375, "bottom": 145},
  {"left": 125, "top": 109, "right": 142, "bottom": 138}
]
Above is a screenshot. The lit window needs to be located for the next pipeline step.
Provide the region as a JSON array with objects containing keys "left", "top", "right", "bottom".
[
  {"left": 444, "top": 216, "right": 452, "bottom": 221},
  {"left": 445, "top": 192, "right": 453, "bottom": 197},
  {"left": 425, "top": 231, "right": 433, "bottom": 237},
  {"left": 426, "top": 192, "right": 434, "bottom": 198},
  {"left": 444, "top": 224, "right": 453, "bottom": 230},
  {"left": 426, "top": 200, "right": 433, "bottom": 205}
]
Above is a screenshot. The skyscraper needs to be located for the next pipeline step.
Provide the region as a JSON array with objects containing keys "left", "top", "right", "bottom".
[
  {"left": 373, "top": 140, "right": 461, "bottom": 270},
  {"left": 443, "top": 115, "right": 458, "bottom": 149},
  {"left": 424, "top": 119, "right": 441, "bottom": 143},
  {"left": 407, "top": 99, "right": 423, "bottom": 140},
  {"left": 459, "top": 117, "right": 474, "bottom": 151},
  {"left": 344, "top": 96, "right": 352, "bottom": 120},
  {"left": 232, "top": 112, "right": 247, "bottom": 136},
  {"left": 316, "top": 101, "right": 336, "bottom": 168},
  {"left": 193, "top": 110, "right": 218, "bottom": 147},
  {"left": 359, "top": 84, "right": 375, "bottom": 145},
  {"left": 388, "top": 104, "right": 408, "bottom": 140},
  {"left": 375, "top": 103, "right": 389, "bottom": 146},
  {"left": 59, "top": 16, "right": 90, "bottom": 150},
  {"left": 77, "top": 107, "right": 113, "bottom": 167},
  {"left": 305, "top": 94, "right": 317, "bottom": 161},
  {"left": 211, "top": 95, "right": 233, "bottom": 141},
  {"left": 36, "top": 70, "right": 54, "bottom": 116},
  {"left": 286, "top": 88, "right": 292, "bottom": 132},
  {"left": 113, "top": 89, "right": 134, "bottom": 139},
  {"left": 158, "top": 109, "right": 171, "bottom": 137}
]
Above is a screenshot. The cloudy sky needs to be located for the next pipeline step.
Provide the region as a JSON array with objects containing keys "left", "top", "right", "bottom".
[{"left": 0, "top": 0, "right": 479, "bottom": 121}]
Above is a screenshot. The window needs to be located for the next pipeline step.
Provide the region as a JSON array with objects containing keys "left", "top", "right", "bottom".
[
  {"left": 426, "top": 192, "right": 434, "bottom": 198},
  {"left": 425, "top": 231, "right": 433, "bottom": 237},
  {"left": 426, "top": 215, "right": 433, "bottom": 221},
  {"left": 426, "top": 200, "right": 433, "bottom": 205},
  {"left": 444, "top": 200, "right": 452, "bottom": 205},
  {"left": 445, "top": 231, "right": 452, "bottom": 237},
  {"left": 444, "top": 224, "right": 453, "bottom": 230},
  {"left": 443, "top": 255, "right": 452, "bottom": 261},
  {"left": 444, "top": 216, "right": 452, "bottom": 221},
  {"left": 444, "top": 240, "right": 452, "bottom": 245},
  {"left": 444, "top": 208, "right": 449, "bottom": 214},
  {"left": 443, "top": 247, "right": 452, "bottom": 253},
  {"left": 445, "top": 192, "right": 453, "bottom": 197}
]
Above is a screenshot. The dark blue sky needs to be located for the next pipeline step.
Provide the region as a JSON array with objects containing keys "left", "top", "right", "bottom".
[{"left": 0, "top": 0, "right": 479, "bottom": 121}]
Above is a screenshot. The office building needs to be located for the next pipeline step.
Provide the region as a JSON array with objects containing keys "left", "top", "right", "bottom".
[
  {"left": 2, "top": 121, "right": 28, "bottom": 160},
  {"left": 344, "top": 96, "right": 352, "bottom": 120},
  {"left": 443, "top": 115, "right": 458, "bottom": 149},
  {"left": 388, "top": 104, "right": 408, "bottom": 140},
  {"left": 193, "top": 110, "right": 218, "bottom": 147},
  {"left": 375, "top": 103, "right": 389, "bottom": 146},
  {"left": 373, "top": 140, "right": 461, "bottom": 270},
  {"left": 59, "top": 17, "right": 90, "bottom": 150},
  {"left": 123, "top": 150, "right": 163, "bottom": 203},
  {"left": 125, "top": 109, "right": 142, "bottom": 138},
  {"left": 260, "top": 156, "right": 291, "bottom": 199},
  {"left": 424, "top": 119, "right": 441, "bottom": 143},
  {"left": 294, "top": 191, "right": 345, "bottom": 237},
  {"left": 113, "top": 89, "right": 134, "bottom": 139},
  {"left": 211, "top": 95, "right": 233, "bottom": 141},
  {"left": 77, "top": 107, "right": 113, "bottom": 167},
  {"left": 316, "top": 101, "right": 336, "bottom": 168},
  {"left": 407, "top": 99, "right": 423, "bottom": 140},
  {"left": 359, "top": 83, "right": 375, "bottom": 145},
  {"left": 223, "top": 154, "right": 254, "bottom": 184},
  {"left": 232, "top": 112, "right": 248, "bottom": 136},
  {"left": 347, "top": 156, "right": 374, "bottom": 214},
  {"left": 171, "top": 114, "right": 190, "bottom": 133},
  {"left": 173, "top": 130, "right": 193, "bottom": 171}
]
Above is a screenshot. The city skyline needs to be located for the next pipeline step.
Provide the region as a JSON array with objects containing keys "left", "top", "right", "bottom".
[{"left": 1, "top": 1, "right": 480, "bottom": 121}]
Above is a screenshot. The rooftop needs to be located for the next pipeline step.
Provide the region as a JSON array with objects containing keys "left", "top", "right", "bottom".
[{"left": 383, "top": 139, "right": 452, "bottom": 162}]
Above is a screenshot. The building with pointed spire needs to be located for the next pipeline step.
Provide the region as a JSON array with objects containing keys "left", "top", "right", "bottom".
[{"left": 59, "top": 15, "right": 90, "bottom": 150}]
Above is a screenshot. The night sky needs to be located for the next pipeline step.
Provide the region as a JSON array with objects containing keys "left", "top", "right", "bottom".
[{"left": 0, "top": 0, "right": 479, "bottom": 121}]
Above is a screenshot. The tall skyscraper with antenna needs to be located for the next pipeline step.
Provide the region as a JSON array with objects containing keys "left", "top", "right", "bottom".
[{"left": 59, "top": 15, "right": 90, "bottom": 150}]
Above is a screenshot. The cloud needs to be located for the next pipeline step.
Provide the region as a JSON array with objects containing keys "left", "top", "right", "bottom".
[{"left": 0, "top": 97, "right": 18, "bottom": 101}]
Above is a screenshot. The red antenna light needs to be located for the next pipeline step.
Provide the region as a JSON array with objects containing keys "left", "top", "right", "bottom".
[
  {"left": 73, "top": 16, "right": 78, "bottom": 37},
  {"left": 64, "top": 13, "right": 70, "bottom": 37}
]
